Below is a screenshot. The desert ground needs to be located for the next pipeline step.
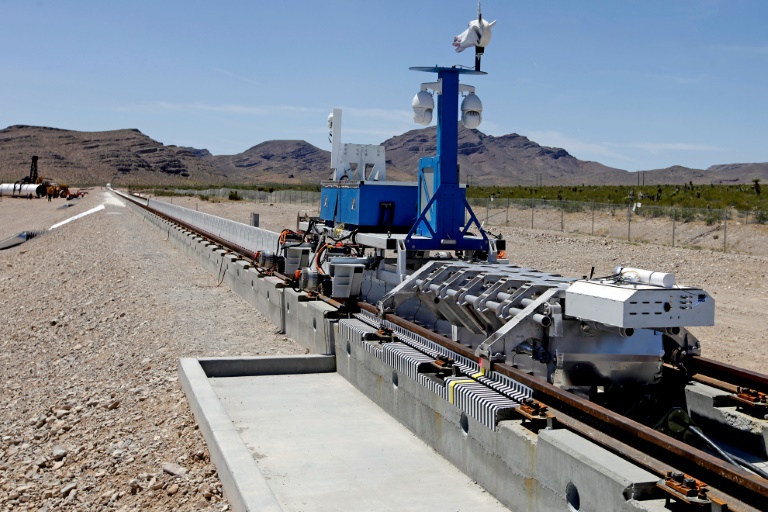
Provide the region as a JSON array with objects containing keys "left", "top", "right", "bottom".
[
  {"left": 1, "top": 190, "right": 766, "bottom": 510},
  {"left": 0, "top": 190, "right": 303, "bottom": 511}
]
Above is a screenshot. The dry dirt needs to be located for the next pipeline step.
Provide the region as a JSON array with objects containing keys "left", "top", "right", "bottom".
[
  {"left": 1, "top": 191, "right": 766, "bottom": 511},
  {"left": 0, "top": 191, "right": 304, "bottom": 511}
]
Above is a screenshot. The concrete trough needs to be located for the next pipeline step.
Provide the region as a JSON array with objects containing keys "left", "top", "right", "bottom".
[{"left": 180, "top": 355, "right": 510, "bottom": 511}]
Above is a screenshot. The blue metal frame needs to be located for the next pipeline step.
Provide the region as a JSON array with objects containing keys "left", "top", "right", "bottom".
[{"left": 405, "top": 67, "right": 490, "bottom": 251}]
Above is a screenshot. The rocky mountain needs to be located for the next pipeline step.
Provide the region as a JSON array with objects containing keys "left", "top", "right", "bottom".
[
  {"left": 1, "top": 124, "right": 765, "bottom": 187},
  {"left": 382, "top": 124, "right": 627, "bottom": 185},
  {"left": 0, "top": 125, "right": 226, "bottom": 186},
  {"left": 703, "top": 163, "right": 768, "bottom": 183},
  {"left": 202, "top": 140, "right": 331, "bottom": 184}
]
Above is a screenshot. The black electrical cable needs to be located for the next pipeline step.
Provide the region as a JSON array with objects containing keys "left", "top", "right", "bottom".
[{"left": 688, "top": 425, "right": 768, "bottom": 480}]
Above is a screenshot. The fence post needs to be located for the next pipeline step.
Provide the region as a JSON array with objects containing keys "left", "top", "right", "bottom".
[
  {"left": 591, "top": 201, "right": 595, "bottom": 236},
  {"left": 506, "top": 198, "right": 509, "bottom": 226},
  {"left": 723, "top": 208, "right": 727, "bottom": 253},
  {"left": 672, "top": 208, "right": 676, "bottom": 248},
  {"left": 627, "top": 201, "right": 631, "bottom": 241},
  {"left": 560, "top": 201, "right": 564, "bottom": 232},
  {"left": 531, "top": 197, "right": 534, "bottom": 229},
  {"left": 485, "top": 197, "right": 490, "bottom": 225}
]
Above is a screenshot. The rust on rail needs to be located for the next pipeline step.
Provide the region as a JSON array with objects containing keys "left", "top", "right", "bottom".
[
  {"left": 358, "top": 301, "right": 768, "bottom": 508},
  {"left": 688, "top": 356, "right": 768, "bottom": 395}
]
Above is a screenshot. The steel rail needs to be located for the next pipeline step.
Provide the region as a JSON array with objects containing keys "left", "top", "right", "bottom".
[
  {"left": 357, "top": 302, "right": 768, "bottom": 509},
  {"left": 553, "top": 411, "right": 758, "bottom": 512},
  {"left": 688, "top": 356, "right": 768, "bottom": 394},
  {"left": 120, "top": 190, "right": 768, "bottom": 509},
  {"left": 118, "top": 191, "right": 345, "bottom": 310}
]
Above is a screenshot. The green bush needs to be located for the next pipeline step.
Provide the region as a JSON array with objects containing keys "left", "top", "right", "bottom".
[
  {"left": 637, "top": 207, "right": 665, "bottom": 219},
  {"left": 228, "top": 191, "right": 242, "bottom": 201},
  {"left": 199, "top": 194, "right": 209, "bottom": 201},
  {"left": 754, "top": 210, "right": 768, "bottom": 225},
  {"left": 679, "top": 209, "right": 697, "bottom": 223},
  {"left": 560, "top": 201, "right": 585, "bottom": 213},
  {"left": 704, "top": 211, "right": 721, "bottom": 226}
]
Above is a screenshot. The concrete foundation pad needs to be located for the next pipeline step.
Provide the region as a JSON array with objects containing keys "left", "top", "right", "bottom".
[
  {"left": 180, "top": 356, "right": 508, "bottom": 512},
  {"left": 686, "top": 381, "right": 768, "bottom": 458}
]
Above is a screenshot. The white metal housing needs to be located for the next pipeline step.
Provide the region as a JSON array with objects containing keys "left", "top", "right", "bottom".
[{"left": 565, "top": 280, "right": 714, "bottom": 329}]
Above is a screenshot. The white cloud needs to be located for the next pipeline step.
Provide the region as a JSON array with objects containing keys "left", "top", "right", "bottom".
[
  {"left": 328, "top": 107, "right": 415, "bottom": 142},
  {"left": 214, "top": 68, "right": 262, "bottom": 87},
  {"left": 619, "top": 142, "right": 725, "bottom": 155},
  {"left": 140, "top": 102, "right": 325, "bottom": 115},
  {"left": 340, "top": 107, "right": 413, "bottom": 124},
  {"left": 527, "top": 130, "right": 632, "bottom": 162},
  {"left": 525, "top": 130, "right": 726, "bottom": 164}
]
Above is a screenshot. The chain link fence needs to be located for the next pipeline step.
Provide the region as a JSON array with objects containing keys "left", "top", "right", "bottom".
[
  {"left": 468, "top": 197, "right": 768, "bottom": 254},
  {"left": 171, "top": 188, "right": 320, "bottom": 205},
  {"left": 165, "top": 188, "right": 768, "bottom": 254}
]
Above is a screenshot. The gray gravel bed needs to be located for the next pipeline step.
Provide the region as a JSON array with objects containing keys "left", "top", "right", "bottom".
[{"left": 0, "top": 192, "right": 304, "bottom": 511}]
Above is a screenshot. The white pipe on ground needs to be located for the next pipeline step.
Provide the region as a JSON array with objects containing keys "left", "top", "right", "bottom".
[{"left": 0, "top": 184, "right": 46, "bottom": 197}]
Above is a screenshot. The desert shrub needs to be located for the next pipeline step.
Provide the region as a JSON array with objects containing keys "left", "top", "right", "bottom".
[
  {"left": 637, "top": 207, "right": 666, "bottom": 219},
  {"left": 754, "top": 210, "right": 768, "bottom": 225},
  {"left": 679, "top": 209, "right": 697, "bottom": 223},
  {"left": 199, "top": 194, "right": 209, "bottom": 201},
  {"left": 560, "top": 200, "right": 584, "bottom": 213},
  {"left": 704, "top": 211, "right": 721, "bottom": 226},
  {"left": 228, "top": 191, "right": 242, "bottom": 201}
]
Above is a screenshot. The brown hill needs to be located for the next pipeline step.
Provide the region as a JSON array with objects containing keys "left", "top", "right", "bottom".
[
  {"left": 203, "top": 140, "right": 414, "bottom": 184},
  {"left": 1, "top": 124, "right": 765, "bottom": 188},
  {"left": 382, "top": 124, "right": 628, "bottom": 185},
  {"left": 704, "top": 163, "right": 768, "bottom": 183},
  {"left": 628, "top": 163, "right": 768, "bottom": 186},
  {"left": 0, "top": 125, "right": 226, "bottom": 186},
  {"left": 204, "top": 140, "right": 330, "bottom": 184}
]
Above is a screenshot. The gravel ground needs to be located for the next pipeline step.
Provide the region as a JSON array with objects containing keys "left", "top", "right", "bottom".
[
  {"left": 0, "top": 191, "right": 304, "bottom": 511},
  {"left": 1, "top": 191, "right": 766, "bottom": 510}
]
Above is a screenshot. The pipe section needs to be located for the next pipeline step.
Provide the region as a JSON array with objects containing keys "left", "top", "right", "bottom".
[
  {"left": 584, "top": 321, "right": 634, "bottom": 338},
  {"left": 0, "top": 184, "right": 45, "bottom": 197},
  {"left": 616, "top": 266, "right": 676, "bottom": 288}
]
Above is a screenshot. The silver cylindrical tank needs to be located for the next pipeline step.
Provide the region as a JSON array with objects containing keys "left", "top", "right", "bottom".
[{"left": 0, "top": 184, "right": 46, "bottom": 197}]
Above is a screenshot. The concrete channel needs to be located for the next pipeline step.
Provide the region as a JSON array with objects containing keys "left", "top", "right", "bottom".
[{"left": 121, "top": 193, "right": 737, "bottom": 511}]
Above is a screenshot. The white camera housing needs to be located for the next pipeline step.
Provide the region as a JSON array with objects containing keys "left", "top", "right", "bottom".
[
  {"left": 412, "top": 90, "right": 435, "bottom": 126},
  {"left": 461, "top": 92, "right": 483, "bottom": 129}
]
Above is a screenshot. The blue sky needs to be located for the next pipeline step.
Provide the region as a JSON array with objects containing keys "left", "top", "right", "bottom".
[{"left": 1, "top": 0, "right": 766, "bottom": 171}]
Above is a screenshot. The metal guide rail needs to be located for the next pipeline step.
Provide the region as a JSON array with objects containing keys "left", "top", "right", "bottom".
[
  {"left": 112, "top": 188, "right": 768, "bottom": 510},
  {"left": 347, "top": 309, "right": 533, "bottom": 429},
  {"left": 112, "top": 189, "right": 281, "bottom": 254},
  {"left": 363, "top": 303, "right": 768, "bottom": 511}
]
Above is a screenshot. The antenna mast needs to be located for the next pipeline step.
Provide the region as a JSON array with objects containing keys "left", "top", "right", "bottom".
[{"left": 475, "top": 1, "right": 484, "bottom": 71}]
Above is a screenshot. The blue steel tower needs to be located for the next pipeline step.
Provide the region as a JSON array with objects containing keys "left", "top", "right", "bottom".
[{"left": 404, "top": 66, "right": 489, "bottom": 253}]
